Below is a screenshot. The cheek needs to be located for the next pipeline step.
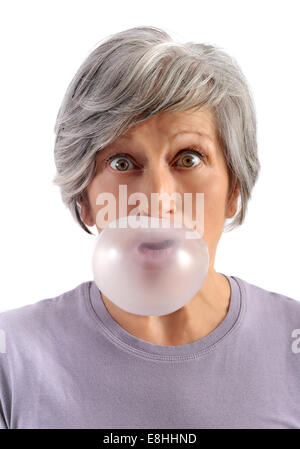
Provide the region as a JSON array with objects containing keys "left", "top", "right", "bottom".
[
  {"left": 204, "top": 183, "right": 228, "bottom": 219},
  {"left": 87, "top": 176, "right": 120, "bottom": 217},
  {"left": 195, "top": 172, "right": 229, "bottom": 237},
  {"left": 187, "top": 168, "right": 227, "bottom": 211}
]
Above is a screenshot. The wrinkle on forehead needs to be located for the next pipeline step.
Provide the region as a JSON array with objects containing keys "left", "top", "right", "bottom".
[{"left": 117, "top": 107, "right": 217, "bottom": 143}]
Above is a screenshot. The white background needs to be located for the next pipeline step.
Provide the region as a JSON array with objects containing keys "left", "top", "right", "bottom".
[{"left": 0, "top": 0, "right": 299, "bottom": 311}]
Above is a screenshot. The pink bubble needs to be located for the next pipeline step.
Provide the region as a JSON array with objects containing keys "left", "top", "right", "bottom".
[{"left": 92, "top": 216, "right": 209, "bottom": 316}]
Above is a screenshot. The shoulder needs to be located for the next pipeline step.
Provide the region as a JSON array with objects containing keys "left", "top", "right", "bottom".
[
  {"left": 0, "top": 280, "right": 91, "bottom": 347},
  {"left": 232, "top": 276, "right": 300, "bottom": 358},
  {"left": 234, "top": 275, "right": 300, "bottom": 327}
]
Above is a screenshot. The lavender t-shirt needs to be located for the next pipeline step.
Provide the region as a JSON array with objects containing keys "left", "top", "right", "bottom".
[{"left": 0, "top": 274, "right": 300, "bottom": 429}]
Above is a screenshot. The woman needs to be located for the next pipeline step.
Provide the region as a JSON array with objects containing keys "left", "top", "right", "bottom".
[{"left": 0, "top": 26, "right": 299, "bottom": 429}]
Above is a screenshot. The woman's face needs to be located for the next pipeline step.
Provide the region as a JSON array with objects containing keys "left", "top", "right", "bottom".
[{"left": 80, "top": 107, "right": 239, "bottom": 268}]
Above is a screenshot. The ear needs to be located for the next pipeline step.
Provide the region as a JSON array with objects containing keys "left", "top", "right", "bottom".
[
  {"left": 78, "top": 194, "right": 95, "bottom": 227},
  {"left": 225, "top": 180, "right": 240, "bottom": 219}
]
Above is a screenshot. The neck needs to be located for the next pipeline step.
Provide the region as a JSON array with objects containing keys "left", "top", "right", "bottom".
[{"left": 100, "top": 268, "right": 231, "bottom": 346}]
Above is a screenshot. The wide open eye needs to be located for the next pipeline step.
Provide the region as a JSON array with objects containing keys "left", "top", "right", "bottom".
[
  {"left": 175, "top": 149, "right": 204, "bottom": 168},
  {"left": 105, "top": 154, "right": 136, "bottom": 171}
]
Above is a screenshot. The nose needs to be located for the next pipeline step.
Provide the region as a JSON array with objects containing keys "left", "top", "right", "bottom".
[{"left": 138, "top": 165, "right": 178, "bottom": 220}]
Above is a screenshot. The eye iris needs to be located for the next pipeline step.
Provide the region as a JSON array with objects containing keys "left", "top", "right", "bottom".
[
  {"left": 116, "top": 159, "right": 129, "bottom": 171},
  {"left": 182, "top": 155, "right": 194, "bottom": 167}
]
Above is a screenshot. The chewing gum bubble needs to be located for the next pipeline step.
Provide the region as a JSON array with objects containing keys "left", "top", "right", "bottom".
[{"left": 92, "top": 215, "right": 209, "bottom": 316}]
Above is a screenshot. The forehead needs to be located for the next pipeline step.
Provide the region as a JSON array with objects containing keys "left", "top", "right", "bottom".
[{"left": 118, "top": 107, "right": 217, "bottom": 142}]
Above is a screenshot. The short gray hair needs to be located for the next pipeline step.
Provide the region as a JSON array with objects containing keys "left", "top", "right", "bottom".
[{"left": 53, "top": 25, "right": 260, "bottom": 235}]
